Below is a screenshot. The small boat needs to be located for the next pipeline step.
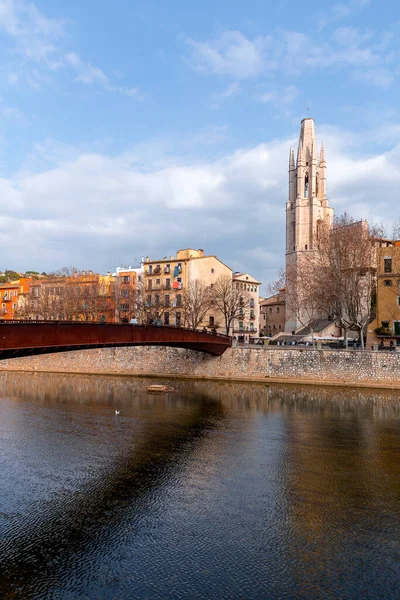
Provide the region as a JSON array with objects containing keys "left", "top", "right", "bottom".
[{"left": 147, "top": 384, "right": 171, "bottom": 393}]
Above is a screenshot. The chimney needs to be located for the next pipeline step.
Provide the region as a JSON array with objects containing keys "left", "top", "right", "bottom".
[
  {"left": 82, "top": 270, "right": 86, "bottom": 276},
  {"left": 88, "top": 270, "right": 93, "bottom": 276}
]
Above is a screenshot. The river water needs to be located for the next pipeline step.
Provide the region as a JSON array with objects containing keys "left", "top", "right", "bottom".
[{"left": 0, "top": 372, "right": 399, "bottom": 599}]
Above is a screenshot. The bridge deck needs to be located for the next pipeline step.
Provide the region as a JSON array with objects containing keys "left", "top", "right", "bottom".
[{"left": 0, "top": 321, "right": 231, "bottom": 359}]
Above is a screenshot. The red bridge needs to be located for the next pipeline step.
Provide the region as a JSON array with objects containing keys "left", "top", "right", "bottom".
[{"left": 0, "top": 321, "right": 231, "bottom": 360}]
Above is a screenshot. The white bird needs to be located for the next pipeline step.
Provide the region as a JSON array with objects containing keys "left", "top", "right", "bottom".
[{"left": 115, "top": 410, "right": 120, "bottom": 415}]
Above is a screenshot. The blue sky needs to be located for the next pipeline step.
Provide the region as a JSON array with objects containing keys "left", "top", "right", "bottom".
[{"left": 0, "top": 0, "right": 399, "bottom": 285}]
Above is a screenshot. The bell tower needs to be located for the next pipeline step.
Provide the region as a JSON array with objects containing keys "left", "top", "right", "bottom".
[{"left": 285, "top": 118, "right": 334, "bottom": 333}]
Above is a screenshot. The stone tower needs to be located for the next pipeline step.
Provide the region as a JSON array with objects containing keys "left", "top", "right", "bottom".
[{"left": 285, "top": 118, "right": 334, "bottom": 333}]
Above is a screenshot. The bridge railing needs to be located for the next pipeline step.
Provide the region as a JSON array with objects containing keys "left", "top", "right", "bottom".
[{"left": 0, "top": 320, "right": 231, "bottom": 340}]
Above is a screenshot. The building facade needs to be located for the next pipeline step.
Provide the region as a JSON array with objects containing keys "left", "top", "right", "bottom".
[
  {"left": 0, "top": 277, "right": 32, "bottom": 320},
  {"left": 232, "top": 273, "right": 260, "bottom": 342},
  {"left": 285, "top": 118, "right": 334, "bottom": 333},
  {"left": 142, "top": 249, "right": 232, "bottom": 330},
  {"left": 367, "top": 242, "right": 400, "bottom": 346},
  {"left": 114, "top": 266, "right": 143, "bottom": 322},
  {"left": 259, "top": 288, "right": 286, "bottom": 337}
]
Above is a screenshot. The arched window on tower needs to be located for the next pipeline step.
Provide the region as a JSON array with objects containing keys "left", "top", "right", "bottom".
[
  {"left": 304, "top": 173, "right": 309, "bottom": 198},
  {"left": 316, "top": 174, "right": 319, "bottom": 196}
]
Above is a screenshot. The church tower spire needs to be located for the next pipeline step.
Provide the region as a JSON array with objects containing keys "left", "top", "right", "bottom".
[{"left": 284, "top": 118, "right": 334, "bottom": 333}]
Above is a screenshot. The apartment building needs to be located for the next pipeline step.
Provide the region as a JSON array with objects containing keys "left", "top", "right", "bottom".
[
  {"left": 232, "top": 273, "right": 261, "bottom": 342},
  {"left": 143, "top": 248, "right": 232, "bottom": 330},
  {"left": 367, "top": 242, "right": 400, "bottom": 346},
  {"left": 114, "top": 266, "right": 143, "bottom": 322},
  {"left": 259, "top": 288, "right": 286, "bottom": 337},
  {"left": 0, "top": 277, "right": 32, "bottom": 320}
]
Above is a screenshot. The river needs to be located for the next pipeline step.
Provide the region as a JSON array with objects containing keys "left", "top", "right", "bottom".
[{"left": 0, "top": 372, "right": 399, "bottom": 599}]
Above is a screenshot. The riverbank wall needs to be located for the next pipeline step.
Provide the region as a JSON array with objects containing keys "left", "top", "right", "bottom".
[{"left": 0, "top": 346, "right": 400, "bottom": 388}]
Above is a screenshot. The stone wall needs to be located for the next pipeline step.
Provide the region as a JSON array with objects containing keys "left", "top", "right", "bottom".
[{"left": 0, "top": 346, "right": 400, "bottom": 386}]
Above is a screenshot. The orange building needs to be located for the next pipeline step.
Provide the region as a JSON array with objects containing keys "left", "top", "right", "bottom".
[{"left": 0, "top": 277, "right": 32, "bottom": 320}]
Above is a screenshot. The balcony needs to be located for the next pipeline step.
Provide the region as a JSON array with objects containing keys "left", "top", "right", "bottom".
[
  {"left": 233, "top": 326, "right": 257, "bottom": 334},
  {"left": 164, "top": 267, "right": 171, "bottom": 274},
  {"left": 250, "top": 314, "right": 256, "bottom": 320},
  {"left": 164, "top": 284, "right": 171, "bottom": 290},
  {"left": 153, "top": 266, "right": 161, "bottom": 275}
]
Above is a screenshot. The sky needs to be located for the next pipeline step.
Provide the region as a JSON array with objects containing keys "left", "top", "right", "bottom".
[{"left": 0, "top": 0, "right": 399, "bottom": 287}]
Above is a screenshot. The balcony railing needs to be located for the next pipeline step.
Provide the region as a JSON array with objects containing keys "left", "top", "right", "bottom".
[{"left": 164, "top": 284, "right": 171, "bottom": 290}]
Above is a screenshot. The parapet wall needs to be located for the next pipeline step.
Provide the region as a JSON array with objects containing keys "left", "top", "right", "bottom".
[{"left": 0, "top": 346, "right": 399, "bottom": 387}]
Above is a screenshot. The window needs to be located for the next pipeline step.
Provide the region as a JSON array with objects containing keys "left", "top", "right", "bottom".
[
  {"left": 176, "top": 294, "right": 182, "bottom": 307},
  {"left": 384, "top": 257, "right": 392, "bottom": 273},
  {"left": 12, "top": 303, "right": 16, "bottom": 309},
  {"left": 382, "top": 321, "right": 389, "bottom": 328},
  {"left": 156, "top": 278, "right": 161, "bottom": 286},
  {"left": 209, "top": 316, "right": 215, "bottom": 327},
  {"left": 239, "top": 322, "right": 244, "bottom": 330},
  {"left": 250, "top": 322, "right": 254, "bottom": 331},
  {"left": 384, "top": 279, "right": 392, "bottom": 286},
  {"left": 250, "top": 298, "right": 255, "bottom": 308},
  {"left": 397, "top": 297, "right": 400, "bottom": 306},
  {"left": 165, "top": 278, "right": 171, "bottom": 289},
  {"left": 148, "top": 265, "right": 153, "bottom": 275},
  {"left": 121, "top": 289, "right": 129, "bottom": 297},
  {"left": 269, "top": 307, "right": 272, "bottom": 313},
  {"left": 211, "top": 268, "right": 215, "bottom": 274},
  {"left": 164, "top": 295, "right": 170, "bottom": 307},
  {"left": 120, "top": 303, "right": 129, "bottom": 311},
  {"left": 277, "top": 307, "right": 280, "bottom": 313},
  {"left": 147, "top": 279, "right": 152, "bottom": 290},
  {"left": 155, "top": 294, "right": 160, "bottom": 306},
  {"left": 210, "top": 283, "right": 214, "bottom": 289},
  {"left": 146, "top": 295, "right": 152, "bottom": 307},
  {"left": 304, "top": 173, "right": 309, "bottom": 198},
  {"left": 175, "top": 312, "right": 181, "bottom": 326},
  {"left": 164, "top": 312, "right": 169, "bottom": 325},
  {"left": 121, "top": 275, "right": 130, "bottom": 283},
  {"left": 14, "top": 290, "right": 17, "bottom": 297},
  {"left": 279, "top": 324, "right": 281, "bottom": 329}
]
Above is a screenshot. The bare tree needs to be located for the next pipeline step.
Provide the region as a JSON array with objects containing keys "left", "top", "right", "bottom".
[
  {"left": 285, "top": 260, "right": 321, "bottom": 345},
  {"left": 182, "top": 280, "right": 212, "bottom": 330},
  {"left": 16, "top": 271, "right": 116, "bottom": 322},
  {"left": 266, "top": 267, "right": 286, "bottom": 297},
  {"left": 306, "top": 213, "right": 381, "bottom": 349},
  {"left": 135, "top": 278, "right": 172, "bottom": 325},
  {"left": 212, "top": 275, "right": 249, "bottom": 335}
]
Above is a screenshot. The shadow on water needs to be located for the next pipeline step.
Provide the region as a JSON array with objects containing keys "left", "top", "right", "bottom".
[{"left": 0, "top": 379, "right": 225, "bottom": 600}]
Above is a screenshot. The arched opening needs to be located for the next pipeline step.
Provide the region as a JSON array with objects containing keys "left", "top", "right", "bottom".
[
  {"left": 304, "top": 173, "right": 309, "bottom": 198},
  {"left": 316, "top": 173, "right": 319, "bottom": 196}
]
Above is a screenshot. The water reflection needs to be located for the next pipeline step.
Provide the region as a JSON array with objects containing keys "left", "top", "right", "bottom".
[{"left": 0, "top": 372, "right": 399, "bottom": 599}]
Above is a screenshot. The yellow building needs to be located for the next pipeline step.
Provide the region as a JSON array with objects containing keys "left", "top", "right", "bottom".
[
  {"left": 367, "top": 242, "right": 400, "bottom": 346},
  {"left": 143, "top": 248, "right": 232, "bottom": 329}
]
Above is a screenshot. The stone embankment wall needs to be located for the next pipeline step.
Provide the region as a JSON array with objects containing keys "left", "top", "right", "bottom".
[{"left": 0, "top": 346, "right": 400, "bottom": 387}]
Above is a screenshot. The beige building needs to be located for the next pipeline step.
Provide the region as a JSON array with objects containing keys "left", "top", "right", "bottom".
[
  {"left": 259, "top": 288, "right": 286, "bottom": 337},
  {"left": 143, "top": 248, "right": 232, "bottom": 330},
  {"left": 232, "top": 273, "right": 261, "bottom": 342},
  {"left": 367, "top": 242, "right": 400, "bottom": 347},
  {"left": 285, "top": 118, "right": 334, "bottom": 333}
]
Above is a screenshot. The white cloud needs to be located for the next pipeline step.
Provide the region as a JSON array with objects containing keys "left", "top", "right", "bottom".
[
  {"left": 0, "top": 1, "right": 141, "bottom": 97},
  {"left": 1, "top": 124, "right": 400, "bottom": 284},
  {"left": 187, "top": 30, "right": 272, "bottom": 78},
  {"left": 186, "top": 25, "right": 397, "bottom": 88},
  {"left": 257, "top": 85, "right": 299, "bottom": 106},
  {"left": 209, "top": 82, "right": 241, "bottom": 109}
]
